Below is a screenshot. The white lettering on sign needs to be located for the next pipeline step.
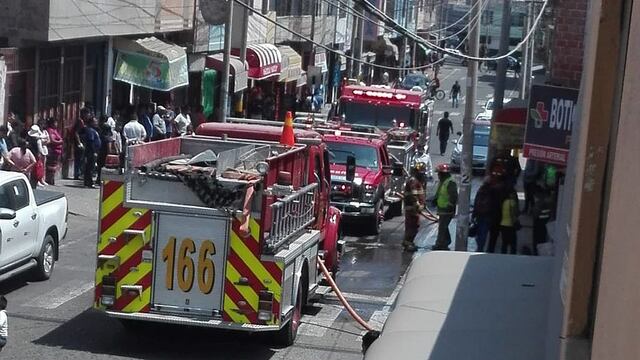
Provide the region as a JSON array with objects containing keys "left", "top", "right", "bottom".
[
  {"left": 262, "top": 64, "right": 280, "bottom": 77},
  {"left": 549, "top": 98, "right": 575, "bottom": 132}
]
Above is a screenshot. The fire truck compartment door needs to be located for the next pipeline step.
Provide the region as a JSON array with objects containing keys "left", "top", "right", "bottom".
[{"left": 152, "top": 213, "right": 228, "bottom": 316}]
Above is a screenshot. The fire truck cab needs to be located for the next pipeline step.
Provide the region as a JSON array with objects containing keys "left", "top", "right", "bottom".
[{"left": 94, "top": 126, "right": 341, "bottom": 346}]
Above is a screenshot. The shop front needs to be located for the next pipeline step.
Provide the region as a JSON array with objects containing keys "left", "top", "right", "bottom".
[
  {"left": 112, "top": 36, "right": 189, "bottom": 114},
  {"left": 203, "top": 54, "right": 249, "bottom": 120},
  {"left": 328, "top": 50, "right": 347, "bottom": 103},
  {"left": 232, "top": 44, "right": 282, "bottom": 120},
  {"left": 276, "top": 45, "right": 302, "bottom": 120}
]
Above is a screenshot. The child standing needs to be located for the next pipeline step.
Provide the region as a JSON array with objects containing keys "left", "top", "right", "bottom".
[{"left": 0, "top": 295, "right": 7, "bottom": 351}]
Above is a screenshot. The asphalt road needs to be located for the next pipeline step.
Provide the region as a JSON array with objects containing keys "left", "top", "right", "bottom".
[{"left": 0, "top": 63, "right": 521, "bottom": 360}]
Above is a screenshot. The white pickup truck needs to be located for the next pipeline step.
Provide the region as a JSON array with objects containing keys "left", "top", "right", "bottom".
[{"left": 0, "top": 171, "right": 67, "bottom": 281}]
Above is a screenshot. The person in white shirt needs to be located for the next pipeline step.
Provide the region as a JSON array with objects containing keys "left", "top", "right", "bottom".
[
  {"left": 0, "top": 295, "right": 8, "bottom": 351},
  {"left": 123, "top": 115, "right": 147, "bottom": 145},
  {"left": 173, "top": 106, "right": 190, "bottom": 136},
  {"left": 152, "top": 106, "right": 167, "bottom": 140}
]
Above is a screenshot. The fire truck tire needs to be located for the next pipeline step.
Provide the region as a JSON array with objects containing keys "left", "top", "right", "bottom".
[
  {"left": 33, "top": 234, "right": 56, "bottom": 281},
  {"left": 275, "top": 279, "right": 304, "bottom": 346}
]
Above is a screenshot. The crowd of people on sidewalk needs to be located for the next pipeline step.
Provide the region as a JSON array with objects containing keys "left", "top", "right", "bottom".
[{"left": 0, "top": 112, "right": 64, "bottom": 188}]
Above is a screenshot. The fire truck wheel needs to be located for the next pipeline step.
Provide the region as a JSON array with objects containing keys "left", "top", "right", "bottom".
[
  {"left": 275, "top": 279, "right": 304, "bottom": 346},
  {"left": 370, "top": 201, "right": 383, "bottom": 235},
  {"left": 33, "top": 234, "right": 56, "bottom": 281}
]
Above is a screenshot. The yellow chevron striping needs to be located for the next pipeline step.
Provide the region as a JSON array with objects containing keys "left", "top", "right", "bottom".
[
  {"left": 122, "top": 287, "right": 151, "bottom": 313},
  {"left": 99, "top": 209, "right": 150, "bottom": 252},
  {"left": 116, "top": 259, "right": 152, "bottom": 299},
  {"left": 224, "top": 294, "right": 250, "bottom": 324},
  {"left": 225, "top": 262, "right": 258, "bottom": 312},
  {"left": 230, "top": 231, "right": 281, "bottom": 302},
  {"left": 249, "top": 217, "right": 261, "bottom": 243},
  {"left": 95, "top": 228, "right": 151, "bottom": 288},
  {"left": 101, "top": 185, "right": 125, "bottom": 219}
]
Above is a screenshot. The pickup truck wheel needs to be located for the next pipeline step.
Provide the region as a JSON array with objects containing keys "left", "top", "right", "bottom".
[{"left": 34, "top": 234, "right": 55, "bottom": 281}]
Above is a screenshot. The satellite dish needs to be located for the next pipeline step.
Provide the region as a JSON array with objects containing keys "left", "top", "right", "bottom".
[{"left": 200, "top": 0, "right": 230, "bottom": 25}]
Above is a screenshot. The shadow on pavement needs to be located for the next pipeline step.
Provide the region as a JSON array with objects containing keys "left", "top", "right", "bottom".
[
  {"left": 0, "top": 272, "right": 33, "bottom": 296},
  {"left": 33, "top": 308, "right": 277, "bottom": 359}
]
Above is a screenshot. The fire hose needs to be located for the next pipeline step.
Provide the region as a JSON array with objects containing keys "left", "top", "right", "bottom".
[
  {"left": 394, "top": 192, "right": 439, "bottom": 223},
  {"left": 317, "top": 256, "right": 374, "bottom": 332}
]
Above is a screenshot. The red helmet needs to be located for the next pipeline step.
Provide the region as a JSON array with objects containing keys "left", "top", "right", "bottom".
[{"left": 436, "top": 163, "right": 451, "bottom": 173}]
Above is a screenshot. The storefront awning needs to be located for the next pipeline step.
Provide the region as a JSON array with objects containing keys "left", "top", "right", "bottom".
[
  {"left": 277, "top": 46, "right": 302, "bottom": 83},
  {"left": 232, "top": 44, "right": 282, "bottom": 80},
  {"left": 205, "top": 54, "right": 249, "bottom": 92},
  {"left": 113, "top": 37, "right": 189, "bottom": 91}
]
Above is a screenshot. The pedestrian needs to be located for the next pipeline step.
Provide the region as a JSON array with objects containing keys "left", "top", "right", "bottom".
[
  {"left": 173, "top": 107, "right": 190, "bottom": 136},
  {"left": 139, "top": 105, "right": 154, "bottom": 141},
  {"left": 436, "top": 112, "right": 454, "bottom": 156},
  {"left": 73, "top": 108, "right": 90, "bottom": 180},
  {"left": 8, "top": 138, "right": 36, "bottom": 179},
  {"left": 27, "top": 124, "right": 48, "bottom": 187},
  {"left": 0, "top": 295, "right": 7, "bottom": 352},
  {"left": 499, "top": 184, "right": 520, "bottom": 254},
  {"left": 532, "top": 186, "right": 553, "bottom": 255},
  {"left": 152, "top": 106, "right": 167, "bottom": 140},
  {"left": 6, "top": 112, "right": 24, "bottom": 149},
  {"left": 432, "top": 164, "right": 458, "bottom": 250},
  {"left": 491, "top": 148, "right": 522, "bottom": 188},
  {"left": 45, "top": 118, "right": 63, "bottom": 185},
  {"left": 0, "top": 126, "right": 15, "bottom": 170},
  {"left": 472, "top": 176, "right": 501, "bottom": 252},
  {"left": 82, "top": 117, "right": 101, "bottom": 188},
  {"left": 402, "top": 162, "right": 427, "bottom": 252},
  {"left": 450, "top": 80, "right": 461, "bottom": 108},
  {"left": 183, "top": 106, "right": 193, "bottom": 134},
  {"left": 522, "top": 159, "right": 540, "bottom": 213},
  {"left": 96, "top": 115, "right": 114, "bottom": 184},
  {"left": 164, "top": 105, "right": 175, "bottom": 137},
  {"left": 123, "top": 114, "right": 147, "bottom": 145}
]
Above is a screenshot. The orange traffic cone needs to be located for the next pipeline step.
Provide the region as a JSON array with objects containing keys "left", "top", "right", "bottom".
[{"left": 280, "top": 111, "right": 295, "bottom": 146}]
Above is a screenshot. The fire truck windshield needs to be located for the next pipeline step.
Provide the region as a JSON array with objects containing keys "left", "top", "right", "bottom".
[
  {"left": 326, "top": 142, "right": 379, "bottom": 169},
  {"left": 342, "top": 102, "right": 414, "bottom": 130}
]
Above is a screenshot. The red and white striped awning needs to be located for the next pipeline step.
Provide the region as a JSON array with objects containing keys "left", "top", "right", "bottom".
[{"left": 233, "top": 44, "right": 282, "bottom": 81}]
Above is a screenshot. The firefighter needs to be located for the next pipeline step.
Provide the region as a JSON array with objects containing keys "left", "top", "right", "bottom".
[
  {"left": 432, "top": 163, "right": 458, "bottom": 250},
  {"left": 403, "top": 162, "right": 427, "bottom": 252}
]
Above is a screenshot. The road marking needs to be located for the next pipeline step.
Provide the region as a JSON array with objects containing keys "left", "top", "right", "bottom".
[
  {"left": 450, "top": 112, "right": 461, "bottom": 116},
  {"left": 23, "top": 280, "right": 94, "bottom": 309},
  {"left": 299, "top": 304, "right": 343, "bottom": 337},
  {"left": 441, "top": 68, "right": 459, "bottom": 81},
  {"left": 60, "top": 233, "right": 96, "bottom": 249}
]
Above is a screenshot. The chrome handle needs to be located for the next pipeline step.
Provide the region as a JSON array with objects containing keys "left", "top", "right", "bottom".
[
  {"left": 31, "top": 213, "right": 37, "bottom": 220},
  {"left": 12, "top": 220, "right": 19, "bottom": 228}
]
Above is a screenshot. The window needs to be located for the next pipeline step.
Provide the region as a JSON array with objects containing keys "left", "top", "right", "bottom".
[
  {"left": 0, "top": 184, "right": 13, "bottom": 210},
  {"left": 11, "top": 181, "right": 29, "bottom": 210},
  {"left": 326, "top": 142, "right": 380, "bottom": 170}
]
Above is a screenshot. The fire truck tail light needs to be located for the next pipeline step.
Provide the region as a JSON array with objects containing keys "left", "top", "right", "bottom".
[
  {"left": 101, "top": 275, "right": 116, "bottom": 308},
  {"left": 353, "top": 90, "right": 364, "bottom": 95},
  {"left": 258, "top": 291, "right": 274, "bottom": 321},
  {"left": 395, "top": 94, "right": 407, "bottom": 100}
]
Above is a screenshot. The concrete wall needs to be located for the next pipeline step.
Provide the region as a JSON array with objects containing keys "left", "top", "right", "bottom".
[
  {"left": 0, "top": 0, "right": 194, "bottom": 44},
  {"left": 549, "top": 0, "right": 588, "bottom": 88},
  {"left": 591, "top": 0, "right": 640, "bottom": 357}
]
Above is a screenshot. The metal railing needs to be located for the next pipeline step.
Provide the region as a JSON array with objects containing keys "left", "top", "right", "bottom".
[{"left": 264, "top": 183, "right": 318, "bottom": 254}]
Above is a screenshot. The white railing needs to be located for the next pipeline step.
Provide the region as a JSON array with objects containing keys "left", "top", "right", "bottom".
[{"left": 264, "top": 183, "right": 318, "bottom": 253}]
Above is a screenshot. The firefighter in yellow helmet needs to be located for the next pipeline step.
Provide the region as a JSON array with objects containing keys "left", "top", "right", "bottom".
[
  {"left": 403, "top": 162, "right": 427, "bottom": 252},
  {"left": 432, "top": 163, "right": 458, "bottom": 250}
]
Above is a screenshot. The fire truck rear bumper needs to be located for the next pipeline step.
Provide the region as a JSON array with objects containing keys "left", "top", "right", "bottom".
[
  {"left": 105, "top": 310, "right": 281, "bottom": 332},
  {"left": 330, "top": 201, "right": 376, "bottom": 217}
]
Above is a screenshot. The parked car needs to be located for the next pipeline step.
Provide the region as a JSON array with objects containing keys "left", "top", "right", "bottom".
[
  {"left": 399, "top": 73, "right": 430, "bottom": 92},
  {"left": 450, "top": 119, "right": 491, "bottom": 172},
  {"left": 482, "top": 56, "right": 520, "bottom": 72},
  {"left": 0, "top": 171, "right": 67, "bottom": 282},
  {"left": 443, "top": 48, "right": 467, "bottom": 65},
  {"left": 482, "top": 97, "right": 513, "bottom": 118}
]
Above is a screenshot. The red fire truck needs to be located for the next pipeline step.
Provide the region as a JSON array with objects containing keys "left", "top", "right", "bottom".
[
  {"left": 94, "top": 124, "right": 341, "bottom": 346},
  {"left": 337, "top": 85, "right": 434, "bottom": 179}
]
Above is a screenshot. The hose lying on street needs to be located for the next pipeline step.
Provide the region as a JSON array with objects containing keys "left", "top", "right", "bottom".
[{"left": 317, "top": 256, "right": 374, "bottom": 332}]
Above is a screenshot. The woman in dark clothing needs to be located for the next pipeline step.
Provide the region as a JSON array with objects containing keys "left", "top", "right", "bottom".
[{"left": 96, "top": 115, "right": 114, "bottom": 184}]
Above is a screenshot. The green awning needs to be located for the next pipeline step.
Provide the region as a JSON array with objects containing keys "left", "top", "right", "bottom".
[{"left": 113, "top": 37, "right": 189, "bottom": 91}]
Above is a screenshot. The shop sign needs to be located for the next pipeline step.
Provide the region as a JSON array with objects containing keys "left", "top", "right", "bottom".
[
  {"left": 523, "top": 85, "right": 579, "bottom": 166},
  {"left": 114, "top": 51, "right": 189, "bottom": 91}
]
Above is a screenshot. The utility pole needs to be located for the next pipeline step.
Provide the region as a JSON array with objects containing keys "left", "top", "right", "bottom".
[
  {"left": 519, "top": 1, "right": 530, "bottom": 99},
  {"left": 310, "top": 0, "right": 317, "bottom": 71},
  {"left": 524, "top": 1, "right": 534, "bottom": 98},
  {"left": 402, "top": 0, "right": 409, "bottom": 77},
  {"left": 485, "top": 0, "right": 511, "bottom": 172},
  {"left": 454, "top": 0, "right": 480, "bottom": 251},
  {"left": 351, "top": 1, "right": 364, "bottom": 79},
  {"left": 239, "top": 0, "right": 250, "bottom": 117},
  {"left": 412, "top": 0, "right": 420, "bottom": 67},
  {"left": 220, "top": 0, "right": 234, "bottom": 123}
]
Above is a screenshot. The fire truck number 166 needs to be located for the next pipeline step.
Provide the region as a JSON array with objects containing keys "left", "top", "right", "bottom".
[{"left": 162, "top": 237, "right": 216, "bottom": 294}]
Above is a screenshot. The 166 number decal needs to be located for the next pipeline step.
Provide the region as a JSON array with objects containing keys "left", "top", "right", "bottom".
[{"left": 162, "top": 237, "right": 216, "bottom": 294}]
